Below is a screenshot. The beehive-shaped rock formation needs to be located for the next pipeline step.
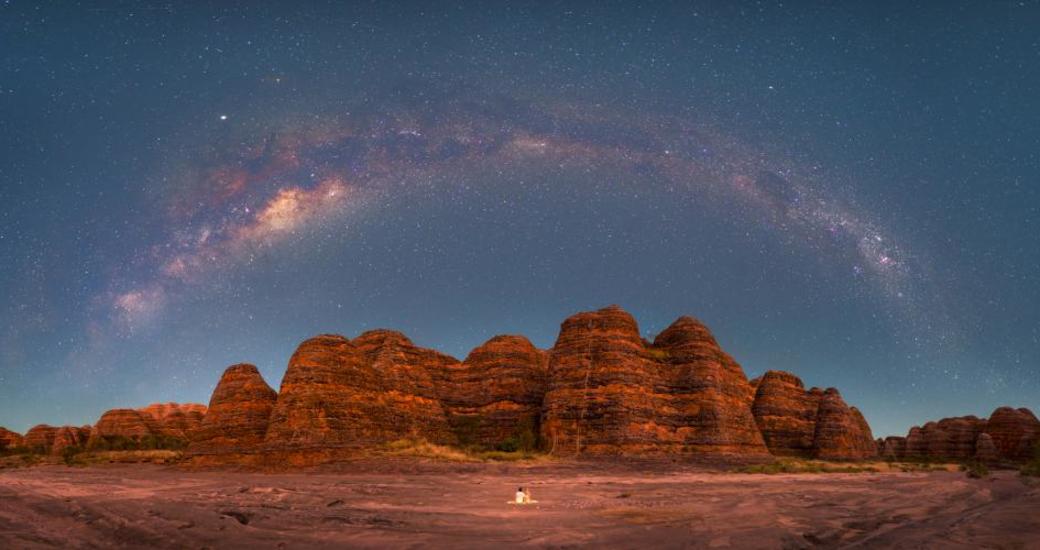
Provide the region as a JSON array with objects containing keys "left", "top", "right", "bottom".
[
  {"left": 444, "top": 335, "right": 548, "bottom": 449},
  {"left": 188, "top": 364, "right": 277, "bottom": 453},
  {"left": 541, "top": 307, "right": 769, "bottom": 456}
]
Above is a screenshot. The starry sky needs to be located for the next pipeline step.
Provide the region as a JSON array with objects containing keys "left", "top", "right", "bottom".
[{"left": 1, "top": 1, "right": 1038, "bottom": 437}]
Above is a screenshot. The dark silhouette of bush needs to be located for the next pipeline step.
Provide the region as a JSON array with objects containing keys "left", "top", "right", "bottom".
[
  {"left": 87, "top": 435, "right": 187, "bottom": 452},
  {"left": 962, "top": 459, "right": 989, "bottom": 479}
]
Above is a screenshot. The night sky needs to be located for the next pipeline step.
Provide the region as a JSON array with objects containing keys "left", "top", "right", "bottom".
[{"left": 2, "top": 2, "right": 1038, "bottom": 437}]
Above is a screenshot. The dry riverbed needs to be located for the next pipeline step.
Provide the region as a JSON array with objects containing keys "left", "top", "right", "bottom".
[{"left": 1, "top": 461, "right": 1038, "bottom": 549}]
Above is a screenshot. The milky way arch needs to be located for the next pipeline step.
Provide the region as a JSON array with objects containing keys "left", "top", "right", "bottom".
[{"left": 110, "top": 96, "right": 921, "bottom": 336}]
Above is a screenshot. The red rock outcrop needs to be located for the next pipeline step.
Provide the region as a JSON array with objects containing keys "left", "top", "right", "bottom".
[
  {"left": 909, "top": 416, "right": 987, "bottom": 460},
  {"left": 751, "top": 371, "right": 821, "bottom": 456},
  {"left": 541, "top": 307, "right": 769, "bottom": 456},
  {"left": 139, "top": 402, "right": 207, "bottom": 439},
  {"left": 0, "top": 427, "right": 24, "bottom": 450},
  {"left": 974, "top": 433, "right": 999, "bottom": 463},
  {"left": 188, "top": 364, "right": 277, "bottom": 454},
  {"left": 20, "top": 425, "right": 94, "bottom": 454},
  {"left": 88, "top": 409, "right": 161, "bottom": 446},
  {"left": 36, "top": 305, "right": 883, "bottom": 464},
  {"left": 888, "top": 407, "right": 1039, "bottom": 463},
  {"left": 750, "top": 371, "right": 876, "bottom": 459},
  {"left": 264, "top": 331, "right": 456, "bottom": 450},
  {"left": 443, "top": 335, "right": 548, "bottom": 449},
  {"left": 51, "top": 426, "right": 91, "bottom": 455},
  {"left": 23, "top": 425, "right": 59, "bottom": 453},
  {"left": 812, "top": 389, "right": 878, "bottom": 460},
  {"left": 880, "top": 436, "right": 907, "bottom": 460},
  {"left": 985, "top": 407, "right": 1040, "bottom": 462}
]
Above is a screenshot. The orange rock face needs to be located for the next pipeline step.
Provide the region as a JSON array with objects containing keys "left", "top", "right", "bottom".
[
  {"left": 541, "top": 307, "right": 769, "bottom": 456},
  {"left": 880, "top": 436, "right": 906, "bottom": 460},
  {"left": 750, "top": 370, "right": 876, "bottom": 459},
  {"left": 89, "top": 409, "right": 160, "bottom": 444},
  {"left": 188, "top": 364, "right": 277, "bottom": 454},
  {"left": 23, "top": 425, "right": 59, "bottom": 453},
  {"left": 0, "top": 427, "right": 25, "bottom": 450},
  {"left": 87, "top": 402, "right": 207, "bottom": 448},
  {"left": 889, "top": 407, "right": 1039, "bottom": 463},
  {"left": 751, "top": 371, "right": 821, "bottom": 456},
  {"left": 812, "top": 389, "right": 878, "bottom": 460},
  {"left": 90, "top": 305, "right": 884, "bottom": 464},
  {"left": 444, "top": 335, "right": 549, "bottom": 449},
  {"left": 138, "top": 403, "right": 207, "bottom": 439},
  {"left": 264, "top": 332, "right": 456, "bottom": 450},
  {"left": 51, "top": 426, "right": 91, "bottom": 455},
  {"left": 985, "top": 407, "right": 1040, "bottom": 462},
  {"left": 974, "top": 433, "right": 999, "bottom": 463},
  {"left": 21, "top": 424, "right": 93, "bottom": 454}
]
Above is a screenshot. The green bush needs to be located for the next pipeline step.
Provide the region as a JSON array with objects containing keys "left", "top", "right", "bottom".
[
  {"left": 87, "top": 434, "right": 186, "bottom": 452},
  {"left": 495, "top": 437, "right": 520, "bottom": 453},
  {"left": 963, "top": 460, "right": 989, "bottom": 479},
  {"left": 0, "top": 445, "right": 32, "bottom": 457},
  {"left": 61, "top": 445, "right": 83, "bottom": 465}
]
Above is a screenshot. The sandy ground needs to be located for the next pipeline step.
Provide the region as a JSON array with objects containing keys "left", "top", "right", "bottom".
[{"left": 1, "top": 462, "right": 1038, "bottom": 549}]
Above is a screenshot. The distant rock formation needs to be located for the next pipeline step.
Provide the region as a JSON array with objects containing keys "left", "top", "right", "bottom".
[
  {"left": 751, "top": 371, "right": 876, "bottom": 459},
  {"left": 813, "top": 390, "right": 877, "bottom": 459},
  {"left": 263, "top": 331, "right": 457, "bottom": 450},
  {"left": 191, "top": 306, "right": 878, "bottom": 463},
  {"left": 89, "top": 409, "right": 161, "bottom": 444},
  {"left": 751, "top": 371, "right": 819, "bottom": 456},
  {"left": 52, "top": 426, "right": 91, "bottom": 455},
  {"left": 974, "top": 433, "right": 999, "bottom": 463},
  {"left": 23, "top": 425, "right": 59, "bottom": 453},
  {"left": 87, "top": 402, "right": 207, "bottom": 449},
  {"left": 985, "top": 407, "right": 1040, "bottom": 462},
  {"left": 542, "top": 309, "right": 769, "bottom": 456},
  {"left": 444, "top": 335, "right": 548, "bottom": 449},
  {"left": 188, "top": 364, "right": 277, "bottom": 454},
  {"left": 879, "top": 436, "right": 906, "bottom": 460},
  {"left": 884, "top": 407, "right": 1040, "bottom": 463},
  {"left": 0, "top": 427, "right": 24, "bottom": 450},
  {"left": 139, "top": 403, "right": 206, "bottom": 439},
  {"left": 11, "top": 306, "right": 887, "bottom": 466},
  {"left": 18, "top": 424, "right": 93, "bottom": 455}
]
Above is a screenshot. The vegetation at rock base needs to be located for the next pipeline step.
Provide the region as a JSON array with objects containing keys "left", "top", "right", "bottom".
[
  {"left": 961, "top": 460, "right": 989, "bottom": 479},
  {"left": 86, "top": 434, "right": 187, "bottom": 452},
  {"left": 384, "top": 438, "right": 549, "bottom": 462},
  {"left": 736, "top": 459, "right": 878, "bottom": 474}
]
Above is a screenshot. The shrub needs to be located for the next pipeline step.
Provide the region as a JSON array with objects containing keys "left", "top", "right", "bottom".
[
  {"left": 0, "top": 446, "right": 31, "bottom": 457},
  {"left": 61, "top": 445, "right": 83, "bottom": 466},
  {"left": 738, "top": 459, "right": 877, "bottom": 474},
  {"left": 87, "top": 435, "right": 187, "bottom": 452},
  {"left": 495, "top": 437, "right": 520, "bottom": 453},
  {"left": 963, "top": 460, "right": 989, "bottom": 479}
]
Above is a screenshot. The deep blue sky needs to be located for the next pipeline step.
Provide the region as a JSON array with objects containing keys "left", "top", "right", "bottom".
[{"left": 1, "top": 1, "right": 1038, "bottom": 437}]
